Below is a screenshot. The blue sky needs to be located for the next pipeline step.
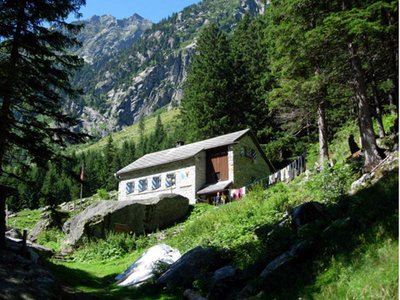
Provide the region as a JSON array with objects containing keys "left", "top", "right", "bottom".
[{"left": 69, "top": 0, "right": 202, "bottom": 23}]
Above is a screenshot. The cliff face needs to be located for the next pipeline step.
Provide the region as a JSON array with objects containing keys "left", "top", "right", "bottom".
[
  {"left": 75, "top": 14, "right": 152, "bottom": 64},
  {"left": 70, "top": 0, "right": 266, "bottom": 136}
]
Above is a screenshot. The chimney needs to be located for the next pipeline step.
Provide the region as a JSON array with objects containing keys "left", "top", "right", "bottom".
[{"left": 176, "top": 140, "right": 185, "bottom": 147}]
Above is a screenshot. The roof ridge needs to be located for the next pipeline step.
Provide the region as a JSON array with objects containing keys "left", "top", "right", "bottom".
[{"left": 116, "top": 128, "right": 250, "bottom": 175}]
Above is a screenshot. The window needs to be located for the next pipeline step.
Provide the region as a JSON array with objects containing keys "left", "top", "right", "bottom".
[
  {"left": 138, "top": 179, "right": 148, "bottom": 192},
  {"left": 240, "top": 146, "right": 256, "bottom": 161},
  {"left": 165, "top": 173, "right": 176, "bottom": 188},
  {"left": 152, "top": 176, "right": 161, "bottom": 190},
  {"left": 249, "top": 149, "right": 257, "bottom": 161},
  {"left": 126, "top": 181, "right": 134, "bottom": 194}
]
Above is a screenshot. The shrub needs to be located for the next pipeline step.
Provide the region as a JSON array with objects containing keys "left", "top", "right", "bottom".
[
  {"left": 37, "top": 228, "right": 65, "bottom": 252},
  {"left": 96, "top": 188, "right": 109, "bottom": 200},
  {"left": 73, "top": 231, "right": 137, "bottom": 262},
  {"left": 305, "top": 164, "right": 357, "bottom": 203}
]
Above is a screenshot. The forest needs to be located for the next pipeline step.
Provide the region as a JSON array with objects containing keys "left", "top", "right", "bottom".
[{"left": 1, "top": 0, "right": 398, "bottom": 214}]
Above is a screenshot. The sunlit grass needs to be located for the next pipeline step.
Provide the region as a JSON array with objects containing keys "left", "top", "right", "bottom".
[
  {"left": 306, "top": 236, "right": 398, "bottom": 300},
  {"left": 8, "top": 209, "right": 41, "bottom": 231}
]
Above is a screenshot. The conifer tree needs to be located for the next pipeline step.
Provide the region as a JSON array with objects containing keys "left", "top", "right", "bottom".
[
  {"left": 153, "top": 115, "right": 165, "bottom": 148},
  {"left": 181, "top": 24, "right": 234, "bottom": 141},
  {"left": 148, "top": 114, "right": 166, "bottom": 152},
  {"left": 321, "top": 0, "right": 397, "bottom": 168},
  {"left": 138, "top": 116, "right": 146, "bottom": 156},
  {"left": 265, "top": 0, "right": 336, "bottom": 167},
  {"left": 0, "top": 0, "right": 85, "bottom": 248},
  {"left": 230, "top": 15, "right": 273, "bottom": 143},
  {"left": 104, "top": 135, "right": 117, "bottom": 191}
]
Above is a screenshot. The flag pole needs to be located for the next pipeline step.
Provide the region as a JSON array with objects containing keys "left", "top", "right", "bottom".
[
  {"left": 79, "top": 161, "right": 85, "bottom": 210},
  {"left": 80, "top": 182, "right": 83, "bottom": 208}
]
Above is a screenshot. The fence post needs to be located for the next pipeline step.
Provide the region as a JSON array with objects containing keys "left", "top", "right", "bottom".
[{"left": 21, "top": 229, "right": 27, "bottom": 256}]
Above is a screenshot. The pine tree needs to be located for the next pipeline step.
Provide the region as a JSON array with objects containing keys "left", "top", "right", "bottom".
[
  {"left": 0, "top": 0, "right": 85, "bottom": 248},
  {"left": 138, "top": 116, "right": 146, "bottom": 156},
  {"left": 230, "top": 15, "right": 274, "bottom": 143},
  {"left": 148, "top": 115, "right": 166, "bottom": 152},
  {"left": 153, "top": 115, "right": 165, "bottom": 148},
  {"left": 265, "top": 0, "right": 337, "bottom": 167},
  {"left": 40, "top": 163, "right": 59, "bottom": 207},
  {"left": 180, "top": 23, "right": 234, "bottom": 141},
  {"left": 315, "top": 0, "right": 397, "bottom": 168},
  {"left": 104, "top": 135, "right": 117, "bottom": 191}
]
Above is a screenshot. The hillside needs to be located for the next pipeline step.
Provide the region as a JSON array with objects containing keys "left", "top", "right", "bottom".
[
  {"left": 69, "top": 108, "right": 180, "bottom": 154},
  {"left": 7, "top": 120, "right": 399, "bottom": 299},
  {"left": 67, "top": 0, "right": 265, "bottom": 136}
]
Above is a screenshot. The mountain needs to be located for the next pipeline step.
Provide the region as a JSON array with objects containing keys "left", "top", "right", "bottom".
[
  {"left": 75, "top": 14, "right": 153, "bottom": 64},
  {"left": 69, "top": 0, "right": 266, "bottom": 137}
]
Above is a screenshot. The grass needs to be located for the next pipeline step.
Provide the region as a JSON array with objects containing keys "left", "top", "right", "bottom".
[
  {"left": 7, "top": 209, "right": 41, "bottom": 231},
  {"left": 309, "top": 237, "right": 398, "bottom": 299},
  {"left": 47, "top": 253, "right": 180, "bottom": 299},
  {"left": 37, "top": 228, "right": 66, "bottom": 253}
]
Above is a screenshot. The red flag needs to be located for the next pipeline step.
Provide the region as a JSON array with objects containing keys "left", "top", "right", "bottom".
[{"left": 80, "top": 163, "right": 85, "bottom": 182}]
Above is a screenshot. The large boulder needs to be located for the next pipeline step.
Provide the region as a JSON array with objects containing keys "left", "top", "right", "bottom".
[
  {"left": 29, "top": 209, "right": 69, "bottom": 242},
  {"left": 156, "top": 246, "right": 222, "bottom": 288},
  {"left": 290, "top": 202, "right": 327, "bottom": 230},
  {"left": 238, "top": 240, "right": 313, "bottom": 299},
  {"left": 62, "top": 194, "right": 189, "bottom": 250},
  {"left": 6, "top": 228, "right": 22, "bottom": 239},
  {"left": 29, "top": 218, "right": 50, "bottom": 242},
  {"left": 115, "top": 244, "right": 181, "bottom": 287}
]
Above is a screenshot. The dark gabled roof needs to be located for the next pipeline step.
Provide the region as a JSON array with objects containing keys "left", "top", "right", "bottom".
[{"left": 116, "top": 129, "right": 250, "bottom": 175}]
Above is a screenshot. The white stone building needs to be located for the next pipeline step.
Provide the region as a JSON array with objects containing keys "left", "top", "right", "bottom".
[{"left": 116, "top": 129, "right": 274, "bottom": 204}]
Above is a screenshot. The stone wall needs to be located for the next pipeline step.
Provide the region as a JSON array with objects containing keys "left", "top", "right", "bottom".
[
  {"left": 233, "top": 135, "right": 271, "bottom": 187},
  {"left": 118, "top": 154, "right": 205, "bottom": 204},
  {"left": 228, "top": 146, "right": 235, "bottom": 182},
  {"left": 195, "top": 151, "right": 207, "bottom": 194}
]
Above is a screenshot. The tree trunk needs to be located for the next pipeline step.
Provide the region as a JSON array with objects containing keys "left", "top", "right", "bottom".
[
  {"left": 347, "top": 41, "right": 382, "bottom": 168},
  {"left": 317, "top": 100, "right": 329, "bottom": 168},
  {"left": 0, "top": 193, "right": 5, "bottom": 249},
  {"left": 364, "top": 38, "right": 385, "bottom": 138},
  {"left": 371, "top": 83, "right": 386, "bottom": 138}
]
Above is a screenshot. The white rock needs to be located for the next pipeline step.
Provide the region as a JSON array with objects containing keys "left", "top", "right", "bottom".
[{"left": 115, "top": 244, "right": 181, "bottom": 287}]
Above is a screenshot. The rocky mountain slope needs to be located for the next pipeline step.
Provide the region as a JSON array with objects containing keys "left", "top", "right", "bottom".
[
  {"left": 69, "top": 0, "right": 266, "bottom": 137},
  {"left": 74, "top": 14, "right": 152, "bottom": 64}
]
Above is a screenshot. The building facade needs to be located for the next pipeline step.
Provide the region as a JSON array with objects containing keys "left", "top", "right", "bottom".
[{"left": 116, "top": 129, "right": 274, "bottom": 204}]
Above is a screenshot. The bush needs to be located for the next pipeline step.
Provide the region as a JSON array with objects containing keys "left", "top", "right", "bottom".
[
  {"left": 74, "top": 231, "right": 137, "bottom": 262},
  {"left": 37, "top": 228, "right": 65, "bottom": 252},
  {"left": 305, "top": 164, "right": 357, "bottom": 203},
  {"left": 96, "top": 188, "right": 109, "bottom": 200}
]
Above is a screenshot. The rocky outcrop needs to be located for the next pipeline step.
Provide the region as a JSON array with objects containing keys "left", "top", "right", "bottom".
[
  {"left": 290, "top": 201, "right": 328, "bottom": 230},
  {"left": 75, "top": 14, "right": 152, "bottom": 64},
  {"left": 111, "top": 49, "right": 193, "bottom": 128},
  {"left": 28, "top": 208, "right": 69, "bottom": 242},
  {"left": 5, "top": 228, "right": 22, "bottom": 239},
  {"left": 6, "top": 236, "right": 54, "bottom": 260},
  {"left": 62, "top": 194, "right": 189, "bottom": 251},
  {"left": 350, "top": 151, "right": 398, "bottom": 194},
  {"left": 237, "top": 240, "right": 314, "bottom": 299},
  {"left": 157, "top": 246, "right": 222, "bottom": 288},
  {"left": 115, "top": 244, "right": 181, "bottom": 287}
]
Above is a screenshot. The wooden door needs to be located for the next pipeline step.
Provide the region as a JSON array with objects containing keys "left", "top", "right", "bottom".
[{"left": 206, "top": 147, "right": 228, "bottom": 183}]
